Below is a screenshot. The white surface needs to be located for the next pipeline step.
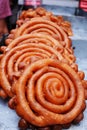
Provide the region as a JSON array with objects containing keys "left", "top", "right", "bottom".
[
  {"left": 43, "top": 0, "right": 79, "bottom": 7},
  {"left": 18, "top": 0, "right": 24, "bottom": 5}
]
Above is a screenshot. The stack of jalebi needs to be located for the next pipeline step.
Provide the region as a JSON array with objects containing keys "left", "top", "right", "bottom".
[
  {"left": 0, "top": 7, "right": 87, "bottom": 130},
  {"left": 5, "top": 7, "right": 73, "bottom": 45},
  {"left": 17, "top": 7, "right": 73, "bottom": 36}
]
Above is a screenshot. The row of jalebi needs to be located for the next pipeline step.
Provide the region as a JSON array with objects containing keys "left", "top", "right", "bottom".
[{"left": 0, "top": 7, "right": 87, "bottom": 130}]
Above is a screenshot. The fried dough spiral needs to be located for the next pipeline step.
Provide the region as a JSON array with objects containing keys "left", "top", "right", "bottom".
[
  {"left": 15, "top": 18, "right": 71, "bottom": 47},
  {"left": 12, "top": 59, "right": 85, "bottom": 127},
  {"left": 5, "top": 7, "right": 73, "bottom": 48},
  {"left": 4, "top": 34, "right": 75, "bottom": 64},
  {"left": 14, "top": 18, "right": 75, "bottom": 65},
  {"left": 17, "top": 7, "right": 73, "bottom": 36},
  {"left": 5, "top": 7, "right": 73, "bottom": 47},
  {"left": 0, "top": 34, "right": 67, "bottom": 97}
]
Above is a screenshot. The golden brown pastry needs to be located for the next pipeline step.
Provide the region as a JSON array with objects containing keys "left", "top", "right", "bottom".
[
  {"left": 6, "top": 7, "right": 73, "bottom": 46},
  {"left": 0, "top": 34, "right": 68, "bottom": 98},
  {"left": 9, "top": 59, "right": 85, "bottom": 129}
]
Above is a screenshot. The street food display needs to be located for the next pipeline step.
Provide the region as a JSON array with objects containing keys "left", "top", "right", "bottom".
[{"left": 0, "top": 7, "right": 87, "bottom": 130}]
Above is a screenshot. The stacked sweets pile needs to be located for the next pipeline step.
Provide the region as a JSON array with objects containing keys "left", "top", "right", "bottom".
[{"left": 0, "top": 7, "right": 87, "bottom": 130}]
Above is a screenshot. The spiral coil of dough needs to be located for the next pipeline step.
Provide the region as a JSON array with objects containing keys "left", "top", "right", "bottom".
[
  {"left": 3, "top": 33, "right": 76, "bottom": 64},
  {"left": 11, "top": 59, "right": 85, "bottom": 127},
  {"left": 0, "top": 34, "right": 69, "bottom": 97},
  {"left": 17, "top": 7, "right": 73, "bottom": 36}
]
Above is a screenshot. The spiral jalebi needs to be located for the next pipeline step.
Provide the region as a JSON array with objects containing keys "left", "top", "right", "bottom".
[
  {"left": 9, "top": 59, "right": 85, "bottom": 129},
  {"left": 17, "top": 7, "right": 73, "bottom": 36},
  {"left": 3, "top": 33, "right": 76, "bottom": 64},
  {"left": 0, "top": 34, "right": 68, "bottom": 97}
]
